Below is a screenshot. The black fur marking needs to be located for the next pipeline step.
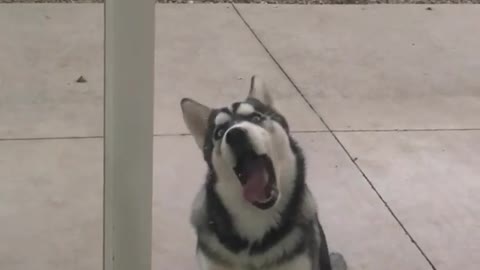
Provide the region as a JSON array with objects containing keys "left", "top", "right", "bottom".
[
  {"left": 245, "top": 98, "right": 289, "bottom": 132},
  {"left": 204, "top": 172, "right": 249, "bottom": 253},
  {"left": 265, "top": 228, "right": 308, "bottom": 268},
  {"left": 317, "top": 218, "right": 333, "bottom": 270},
  {"left": 231, "top": 102, "right": 241, "bottom": 113},
  {"left": 219, "top": 107, "right": 232, "bottom": 115},
  {"left": 202, "top": 110, "right": 220, "bottom": 167},
  {"left": 197, "top": 241, "right": 231, "bottom": 267},
  {"left": 203, "top": 99, "right": 288, "bottom": 167},
  {"left": 249, "top": 138, "right": 306, "bottom": 255}
]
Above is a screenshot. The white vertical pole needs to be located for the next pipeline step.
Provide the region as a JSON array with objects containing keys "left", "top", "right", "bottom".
[{"left": 103, "top": 0, "right": 155, "bottom": 270}]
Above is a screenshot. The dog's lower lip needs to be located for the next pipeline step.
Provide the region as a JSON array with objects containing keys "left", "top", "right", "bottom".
[
  {"left": 258, "top": 188, "right": 277, "bottom": 203},
  {"left": 253, "top": 184, "right": 278, "bottom": 209}
]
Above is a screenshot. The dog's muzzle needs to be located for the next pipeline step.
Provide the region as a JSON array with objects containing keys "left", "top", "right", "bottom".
[{"left": 225, "top": 127, "right": 279, "bottom": 210}]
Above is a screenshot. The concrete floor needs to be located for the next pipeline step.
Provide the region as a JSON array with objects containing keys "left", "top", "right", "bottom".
[{"left": 0, "top": 4, "right": 479, "bottom": 270}]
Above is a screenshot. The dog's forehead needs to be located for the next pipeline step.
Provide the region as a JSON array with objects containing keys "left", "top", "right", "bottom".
[
  {"left": 212, "top": 101, "right": 260, "bottom": 126},
  {"left": 203, "top": 99, "right": 289, "bottom": 155},
  {"left": 229, "top": 102, "right": 255, "bottom": 116}
]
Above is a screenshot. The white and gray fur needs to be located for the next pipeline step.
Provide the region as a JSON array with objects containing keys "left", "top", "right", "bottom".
[{"left": 181, "top": 76, "right": 347, "bottom": 270}]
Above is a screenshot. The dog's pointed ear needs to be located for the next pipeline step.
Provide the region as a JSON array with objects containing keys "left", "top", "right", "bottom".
[
  {"left": 248, "top": 75, "right": 273, "bottom": 107},
  {"left": 180, "top": 98, "right": 211, "bottom": 149}
]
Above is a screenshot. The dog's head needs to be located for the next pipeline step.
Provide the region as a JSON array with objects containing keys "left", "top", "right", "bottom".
[{"left": 181, "top": 76, "right": 296, "bottom": 210}]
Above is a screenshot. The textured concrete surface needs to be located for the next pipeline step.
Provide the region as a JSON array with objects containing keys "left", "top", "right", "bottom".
[
  {"left": 237, "top": 5, "right": 480, "bottom": 130},
  {"left": 337, "top": 131, "right": 480, "bottom": 270},
  {"left": 0, "top": 4, "right": 323, "bottom": 139},
  {"left": 0, "top": 5, "right": 103, "bottom": 138},
  {"left": 0, "top": 4, "right": 479, "bottom": 270},
  {"left": 0, "top": 139, "right": 103, "bottom": 270},
  {"left": 154, "top": 5, "right": 325, "bottom": 133}
]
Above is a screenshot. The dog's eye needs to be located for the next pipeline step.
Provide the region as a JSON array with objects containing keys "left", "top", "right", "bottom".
[
  {"left": 250, "top": 113, "right": 263, "bottom": 124},
  {"left": 214, "top": 127, "right": 226, "bottom": 140}
]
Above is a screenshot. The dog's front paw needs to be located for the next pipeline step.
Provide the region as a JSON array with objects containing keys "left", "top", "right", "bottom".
[{"left": 329, "top": 252, "right": 347, "bottom": 270}]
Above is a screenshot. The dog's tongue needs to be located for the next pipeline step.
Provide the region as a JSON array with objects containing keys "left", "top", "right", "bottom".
[{"left": 242, "top": 160, "right": 268, "bottom": 203}]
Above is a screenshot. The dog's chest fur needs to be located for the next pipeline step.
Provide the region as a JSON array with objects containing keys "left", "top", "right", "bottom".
[{"left": 190, "top": 173, "right": 321, "bottom": 270}]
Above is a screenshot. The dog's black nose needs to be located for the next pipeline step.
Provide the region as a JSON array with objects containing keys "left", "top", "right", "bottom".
[
  {"left": 226, "top": 127, "right": 255, "bottom": 157},
  {"left": 226, "top": 127, "right": 247, "bottom": 147}
]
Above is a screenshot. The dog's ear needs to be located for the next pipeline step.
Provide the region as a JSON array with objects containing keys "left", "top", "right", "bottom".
[
  {"left": 180, "top": 98, "right": 211, "bottom": 149},
  {"left": 248, "top": 75, "right": 273, "bottom": 107}
]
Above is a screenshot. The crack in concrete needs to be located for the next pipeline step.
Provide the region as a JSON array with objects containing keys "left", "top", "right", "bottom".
[{"left": 231, "top": 3, "right": 438, "bottom": 269}]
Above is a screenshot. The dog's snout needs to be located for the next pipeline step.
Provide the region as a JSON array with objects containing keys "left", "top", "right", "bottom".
[
  {"left": 226, "top": 128, "right": 248, "bottom": 147},
  {"left": 225, "top": 127, "right": 254, "bottom": 158}
]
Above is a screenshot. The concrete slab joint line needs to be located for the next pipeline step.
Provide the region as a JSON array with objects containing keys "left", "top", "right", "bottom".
[
  {"left": 231, "top": 3, "right": 438, "bottom": 269},
  {"left": 2, "top": 128, "right": 480, "bottom": 143}
]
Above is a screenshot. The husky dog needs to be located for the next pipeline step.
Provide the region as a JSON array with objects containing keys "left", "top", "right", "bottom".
[{"left": 180, "top": 76, "right": 347, "bottom": 270}]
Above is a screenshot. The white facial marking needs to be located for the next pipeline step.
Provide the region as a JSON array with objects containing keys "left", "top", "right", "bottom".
[
  {"left": 236, "top": 103, "right": 255, "bottom": 116},
  {"left": 214, "top": 112, "right": 231, "bottom": 126},
  {"left": 211, "top": 113, "right": 298, "bottom": 242}
]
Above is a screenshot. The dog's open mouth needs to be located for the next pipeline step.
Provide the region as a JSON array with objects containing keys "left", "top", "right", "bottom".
[{"left": 233, "top": 152, "right": 278, "bottom": 209}]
